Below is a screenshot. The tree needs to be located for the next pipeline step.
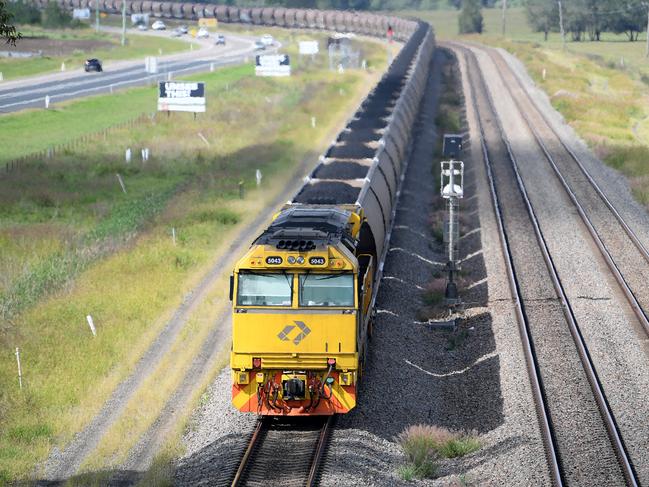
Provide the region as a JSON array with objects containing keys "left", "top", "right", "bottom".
[
  {"left": 526, "top": 0, "right": 558, "bottom": 41},
  {"left": 459, "top": 0, "right": 483, "bottom": 34},
  {"left": 42, "top": 1, "right": 73, "bottom": 28},
  {"left": 0, "top": 0, "right": 20, "bottom": 45},
  {"left": 7, "top": 0, "right": 41, "bottom": 25},
  {"left": 606, "top": 0, "right": 645, "bottom": 41}
]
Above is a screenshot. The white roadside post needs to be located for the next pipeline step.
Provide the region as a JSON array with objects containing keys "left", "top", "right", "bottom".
[
  {"left": 121, "top": 0, "right": 126, "bottom": 47},
  {"left": 45, "top": 95, "right": 50, "bottom": 109},
  {"left": 61, "top": 62, "right": 65, "bottom": 72},
  {"left": 172, "top": 227, "right": 176, "bottom": 246},
  {"left": 116, "top": 173, "right": 127, "bottom": 193},
  {"left": 86, "top": 315, "right": 97, "bottom": 337},
  {"left": 15, "top": 347, "right": 22, "bottom": 389},
  {"left": 197, "top": 132, "right": 210, "bottom": 146},
  {"left": 255, "top": 169, "right": 262, "bottom": 187},
  {"left": 440, "top": 134, "right": 464, "bottom": 309},
  {"left": 311, "top": 116, "right": 316, "bottom": 128}
]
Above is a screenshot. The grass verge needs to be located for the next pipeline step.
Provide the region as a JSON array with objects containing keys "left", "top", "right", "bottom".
[
  {"left": 409, "top": 7, "right": 649, "bottom": 211},
  {"left": 0, "top": 31, "right": 386, "bottom": 482}
]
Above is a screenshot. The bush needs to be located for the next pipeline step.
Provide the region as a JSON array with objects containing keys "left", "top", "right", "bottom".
[
  {"left": 458, "top": 0, "right": 483, "bottom": 34},
  {"left": 396, "top": 425, "right": 481, "bottom": 480},
  {"left": 42, "top": 1, "right": 73, "bottom": 29},
  {"left": 7, "top": 0, "right": 41, "bottom": 25}
]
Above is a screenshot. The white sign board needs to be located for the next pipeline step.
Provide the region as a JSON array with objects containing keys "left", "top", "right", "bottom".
[
  {"left": 158, "top": 81, "right": 206, "bottom": 113},
  {"left": 145, "top": 57, "right": 158, "bottom": 74},
  {"left": 255, "top": 55, "right": 291, "bottom": 77},
  {"left": 299, "top": 41, "right": 319, "bottom": 55},
  {"left": 73, "top": 8, "right": 90, "bottom": 19},
  {"left": 131, "top": 13, "right": 150, "bottom": 25}
]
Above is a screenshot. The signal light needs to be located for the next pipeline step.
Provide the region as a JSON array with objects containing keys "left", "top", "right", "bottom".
[
  {"left": 252, "top": 357, "right": 261, "bottom": 369},
  {"left": 327, "top": 358, "right": 336, "bottom": 366}
]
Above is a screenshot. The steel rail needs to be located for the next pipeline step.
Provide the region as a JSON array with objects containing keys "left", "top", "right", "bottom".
[
  {"left": 456, "top": 44, "right": 562, "bottom": 487},
  {"left": 231, "top": 418, "right": 266, "bottom": 487},
  {"left": 306, "top": 415, "right": 334, "bottom": 487},
  {"left": 462, "top": 44, "right": 638, "bottom": 486},
  {"left": 492, "top": 48, "right": 649, "bottom": 267},
  {"left": 486, "top": 49, "right": 649, "bottom": 338},
  {"left": 231, "top": 416, "right": 332, "bottom": 487}
]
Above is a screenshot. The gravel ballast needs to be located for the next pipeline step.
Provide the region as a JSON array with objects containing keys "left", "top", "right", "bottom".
[{"left": 471, "top": 44, "right": 649, "bottom": 484}]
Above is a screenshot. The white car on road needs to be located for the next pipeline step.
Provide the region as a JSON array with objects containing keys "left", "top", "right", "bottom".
[
  {"left": 196, "top": 27, "right": 210, "bottom": 39},
  {"left": 260, "top": 34, "right": 274, "bottom": 46},
  {"left": 151, "top": 20, "right": 166, "bottom": 30}
]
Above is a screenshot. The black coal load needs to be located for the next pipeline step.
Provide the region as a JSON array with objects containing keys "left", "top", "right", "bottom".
[
  {"left": 293, "top": 181, "right": 361, "bottom": 205},
  {"left": 325, "top": 143, "right": 375, "bottom": 160},
  {"left": 337, "top": 128, "right": 383, "bottom": 143},
  {"left": 347, "top": 117, "right": 389, "bottom": 130},
  {"left": 291, "top": 21, "right": 429, "bottom": 206},
  {"left": 312, "top": 161, "right": 370, "bottom": 180}
]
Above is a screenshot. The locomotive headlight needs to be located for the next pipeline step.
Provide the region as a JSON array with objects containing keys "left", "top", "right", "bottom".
[
  {"left": 296, "top": 256, "right": 305, "bottom": 264},
  {"left": 287, "top": 256, "right": 296, "bottom": 264}
]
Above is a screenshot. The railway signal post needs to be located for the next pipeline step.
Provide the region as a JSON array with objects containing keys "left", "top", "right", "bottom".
[{"left": 440, "top": 134, "right": 464, "bottom": 309}]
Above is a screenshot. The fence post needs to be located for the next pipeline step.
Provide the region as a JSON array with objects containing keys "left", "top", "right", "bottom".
[{"left": 15, "top": 347, "right": 22, "bottom": 389}]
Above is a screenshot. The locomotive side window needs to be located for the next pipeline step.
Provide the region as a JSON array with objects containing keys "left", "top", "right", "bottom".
[
  {"left": 237, "top": 272, "right": 293, "bottom": 306},
  {"left": 299, "top": 273, "right": 354, "bottom": 307}
]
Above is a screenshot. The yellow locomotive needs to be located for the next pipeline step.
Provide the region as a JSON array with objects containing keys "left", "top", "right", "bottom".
[
  {"left": 230, "top": 206, "right": 375, "bottom": 415},
  {"left": 229, "top": 21, "right": 432, "bottom": 415}
]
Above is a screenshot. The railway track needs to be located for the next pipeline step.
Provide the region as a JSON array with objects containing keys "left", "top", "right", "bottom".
[
  {"left": 484, "top": 47, "right": 649, "bottom": 339},
  {"left": 460, "top": 45, "right": 639, "bottom": 486},
  {"left": 231, "top": 416, "right": 334, "bottom": 487}
]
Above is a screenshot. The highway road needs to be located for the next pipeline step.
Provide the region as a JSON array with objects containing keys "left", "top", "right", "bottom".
[{"left": 0, "top": 30, "right": 263, "bottom": 114}]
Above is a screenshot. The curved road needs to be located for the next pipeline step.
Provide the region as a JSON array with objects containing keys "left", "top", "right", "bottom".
[{"left": 0, "top": 29, "right": 263, "bottom": 113}]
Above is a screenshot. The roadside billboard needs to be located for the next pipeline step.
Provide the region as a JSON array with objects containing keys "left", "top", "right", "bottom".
[
  {"left": 299, "top": 41, "right": 319, "bottom": 55},
  {"left": 198, "top": 18, "right": 218, "bottom": 28},
  {"left": 73, "top": 8, "right": 90, "bottom": 19},
  {"left": 157, "top": 81, "right": 206, "bottom": 113},
  {"left": 131, "top": 13, "right": 150, "bottom": 25},
  {"left": 255, "top": 54, "right": 291, "bottom": 77}
]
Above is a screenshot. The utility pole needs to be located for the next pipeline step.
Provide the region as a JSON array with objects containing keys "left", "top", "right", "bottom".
[
  {"left": 95, "top": 0, "right": 99, "bottom": 32},
  {"left": 121, "top": 0, "right": 126, "bottom": 46},
  {"left": 646, "top": 6, "right": 649, "bottom": 57},
  {"left": 558, "top": 0, "right": 566, "bottom": 49},
  {"left": 501, "top": 0, "right": 507, "bottom": 37}
]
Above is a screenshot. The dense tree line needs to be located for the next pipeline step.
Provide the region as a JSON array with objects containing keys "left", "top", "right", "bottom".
[{"left": 527, "top": 0, "right": 649, "bottom": 41}]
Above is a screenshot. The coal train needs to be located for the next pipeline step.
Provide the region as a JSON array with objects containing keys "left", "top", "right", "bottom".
[
  {"left": 39, "top": 0, "right": 435, "bottom": 416},
  {"left": 29, "top": 0, "right": 420, "bottom": 42},
  {"left": 229, "top": 18, "right": 434, "bottom": 416}
]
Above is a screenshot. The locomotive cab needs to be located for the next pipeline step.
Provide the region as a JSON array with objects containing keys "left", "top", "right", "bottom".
[{"left": 230, "top": 206, "right": 374, "bottom": 415}]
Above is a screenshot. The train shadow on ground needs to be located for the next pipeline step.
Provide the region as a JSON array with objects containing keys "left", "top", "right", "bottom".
[{"left": 325, "top": 47, "right": 505, "bottom": 484}]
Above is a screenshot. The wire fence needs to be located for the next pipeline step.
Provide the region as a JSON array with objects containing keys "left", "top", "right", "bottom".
[{"left": 2, "top": 112, "right": 156, "bottom": 175}]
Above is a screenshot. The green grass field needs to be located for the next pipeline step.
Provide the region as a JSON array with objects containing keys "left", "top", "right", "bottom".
[
  {"left": 405, "top": 7, "right": 649, "bottom": 208},
  {"left": 0, "top": 26, "right": 187, "bottom": 80},
  {"left": 0, "top": 30, "right": 385, "bottom": 481}
]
